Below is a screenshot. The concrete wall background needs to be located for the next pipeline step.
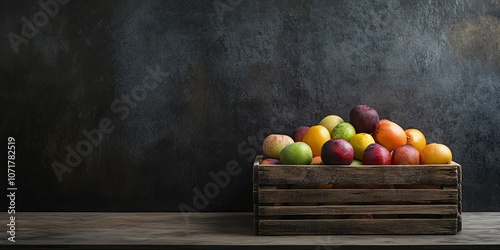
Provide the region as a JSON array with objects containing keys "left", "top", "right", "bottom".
[{"left": 1, "top": 0, "right": 499, "bottom": 211}]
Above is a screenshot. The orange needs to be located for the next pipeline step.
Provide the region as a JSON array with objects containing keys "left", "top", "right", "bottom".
[
  {"left": 372, "top": 119, "right": 407, "bottom": 152},
  {"left": 302, "top": 125, "right": 331, "bottom": 156},
  {"left": 311, "top": 156, "right": 323, "bottom": 165},
  {"left": 405, "top": 128, "right": 427, "bottom": 152},
  {"left": 420, "top": 143, "right": 452, "bottom": 164}
]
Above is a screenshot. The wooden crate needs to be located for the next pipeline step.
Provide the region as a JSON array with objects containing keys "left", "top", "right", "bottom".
[{"left": 253, "top": 155, "right": 462, "bottom": 235}]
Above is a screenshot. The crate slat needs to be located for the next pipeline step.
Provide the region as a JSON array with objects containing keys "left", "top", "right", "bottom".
[
  {"left": 257, "top": 218, "right": 458, "bottom": 235},
  {"left": 256, "top": 189, "right": 458, "bottom": 204},
  {"left": 258, "top": 204, "right": 458, "bottom": 216},
  {"left": 256, "top": 165, "right": 459, "bottom": 185}
]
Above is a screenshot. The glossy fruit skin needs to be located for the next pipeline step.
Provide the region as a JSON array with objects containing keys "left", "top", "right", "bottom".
[
  {"left": 321, "top": 138, "right": 354, "bottom": 165},
  {"left": 292, "top": 126, "right": 310, "bottom": 142},
  {"left": 405, "top": 128, "right": 427, "bottom": 152},
  {"left": 279, "top": 142, "right": 313, "bottom": 165},
  {"left": 262, "top": 134, "right": 294, "bottom": 159},
  {"left": 391, "top": 145, "right": 420, "bottom": 165},
  {"left": 302, "top": 125, "right": 331, "bottom": 157},
  {"left": 331, "top": 122, "right": 357, "bottom": 141},
  {"left": 373, "top": 119, "right": 407, "bottom": 152},
  {"left": 349, "top": 105, "right": 380, "bottom": 134},
  {"left": 319, "top": 115, "right": 344, "bottom": 133},
  {"left": 362, "top": 143, "right": 391, "bottom": 165},
  {"left": 350, "top": 133, "right": 375, "bottom": 160},
  {"left": 420, "top": 143, "right": 453, "bottom": 164}
]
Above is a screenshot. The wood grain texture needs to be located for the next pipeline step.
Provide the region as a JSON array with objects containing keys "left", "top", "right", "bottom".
[
  {"left": 257, "top": 218, "right": 458, "bottom": 235},
  {"left": 256, "top": 189, "right": 458, "bottom": 204},
  {"left": 256, "top": 164, "right": 460, "bottom": 185},
  {"left": 1, "top": 212, "right": 499, "bottom": 249},
  {"left": 258, "top": 204, "right": 458, "bottom": 216}
]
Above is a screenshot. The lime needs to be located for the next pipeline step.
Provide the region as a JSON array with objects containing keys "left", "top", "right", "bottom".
[{"left": 331, "top": 122, "right": 356, "bottom": 141}]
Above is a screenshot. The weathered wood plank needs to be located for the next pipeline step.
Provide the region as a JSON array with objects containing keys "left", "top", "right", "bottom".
[
  {"left": 256, "top": 164, "right": 459, "bottom": 185},
  {"left": 256, "top": 189, "right": 458, "bottom": 204},
  {"left": 458, "top": 214, "right": 462, "bottom": 232},
  {"left": 459, "top": 183, "right": 463, "bottom": 214},
  {"left": 258, "top": 204, "right": 458, "bottom": 216},
  {"left": 252, "top": 155, "right": 263, "bottom": 183},
  {"left": 257, "top": 218, "right": 458, "bottom": 235},
  {"left": 458, "top": 164, "right": 462, "bottom": 184}
]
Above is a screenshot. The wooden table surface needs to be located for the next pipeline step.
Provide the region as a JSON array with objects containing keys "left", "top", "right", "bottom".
[{"left": 1, "top": 212, "right": 499, "bottom": 250}]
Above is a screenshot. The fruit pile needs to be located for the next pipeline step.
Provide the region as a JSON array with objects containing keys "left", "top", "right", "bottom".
[{"left": 261, "top": 105, "right": 453, "bottom": 165}]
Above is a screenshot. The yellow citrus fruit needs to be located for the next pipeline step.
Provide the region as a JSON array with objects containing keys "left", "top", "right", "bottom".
[
  {"left": 373, "top": 119, "right": 407, "bottom": 152},
  {"left": 349, "top": 133, "right": 375, "bottom": 160},
  {"left": 405, "top": 128, "right": 427, "bottom": 152},
  {"left": 420, "top": 143, "right": 453, "bottom": 164},
  {"left": 302, "top": 125, "right": 331, "bottom": 157}
]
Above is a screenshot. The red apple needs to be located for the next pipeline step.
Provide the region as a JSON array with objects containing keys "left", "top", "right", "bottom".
[
  {"left": 362, "top": 143, "right": 391, "bottom": 165},
  {"left": 321, "top": 138, "right": 354, "bottom": 165},
  {"left": 349, "top": 105, "right": 380, "bottom": 133},
  {"left": 391, "top": 145, "right": 420, "bottom": 165},
  {"left": 262, "top": 134, "right": 294, "bottom": 159},
  {"left": 292, "top": 126, "right": 309, "bottom": 142}
]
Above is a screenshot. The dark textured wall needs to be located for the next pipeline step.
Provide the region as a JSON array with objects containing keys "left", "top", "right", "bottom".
[{"left": 1, "top": 0, "right": 499, "bottom": 212}]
